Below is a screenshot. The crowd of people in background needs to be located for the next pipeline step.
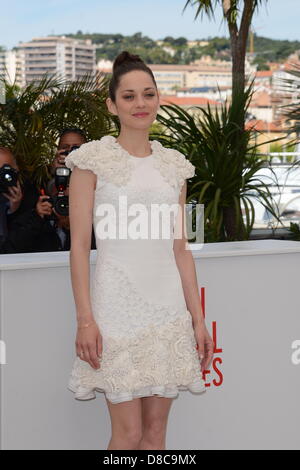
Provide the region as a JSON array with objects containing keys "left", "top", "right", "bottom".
[{"left": 0, "top": 128, "right": 96, "bottom": 254}]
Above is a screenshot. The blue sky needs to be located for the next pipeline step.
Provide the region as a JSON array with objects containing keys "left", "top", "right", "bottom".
[{"left": 1, "top": 0, "right": 300, "bottom": 50}]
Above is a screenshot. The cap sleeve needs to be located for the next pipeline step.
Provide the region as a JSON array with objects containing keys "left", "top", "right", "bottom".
[
  {"left": 64, "top": 141, "right": 100, "bottom": 175},
  {"left": 173, "top": 149, "right": 195, "bottom": 189}
]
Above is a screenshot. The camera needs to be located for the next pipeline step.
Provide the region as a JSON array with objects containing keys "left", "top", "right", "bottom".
[
  {"left": 0, "top": 164, "right": 18, "bottom": 193},
  {"left": 45, "top": 144, "right": 80, "bottom": 217},
  {"left": 47, "top": 166, "right": 70, "bottom": 217}
]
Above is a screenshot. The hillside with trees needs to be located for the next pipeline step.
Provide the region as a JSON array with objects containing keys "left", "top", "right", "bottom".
[
  {"left": 65, "top": 31, "right": 300, "bottom": 68},
  {"left": 1, "top": 32, "right": 299, "bottom": 69}
]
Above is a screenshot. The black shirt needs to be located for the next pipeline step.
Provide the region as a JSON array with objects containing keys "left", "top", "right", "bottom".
[{"left": 0, "top": 179, "right": 96, "bottom": 254}]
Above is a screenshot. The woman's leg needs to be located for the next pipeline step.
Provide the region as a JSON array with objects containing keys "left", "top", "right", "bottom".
[
  {"left": 138, "top": 396, "right": 174, "bottom": 450},
  {"left": 105, "top": 396, "right": 143, "bottom": 450}
]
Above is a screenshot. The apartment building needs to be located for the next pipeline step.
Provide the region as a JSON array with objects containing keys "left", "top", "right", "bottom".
[
  {"left": 97, "top": 58, "right": 256, "bottom": 95},
  {"left": 16, "top": 36, "right": 96, "bottom": 86},
  {"left": 0, "top": 49, "right": 17, "bottom": 84},
  {"left": 145, "top": 63, "right": 233, "bottom": 94}
]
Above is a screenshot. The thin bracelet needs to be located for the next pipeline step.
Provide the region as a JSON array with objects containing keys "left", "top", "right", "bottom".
[{"left": 77, "top": 320, "right": 96, "bottom": 329}]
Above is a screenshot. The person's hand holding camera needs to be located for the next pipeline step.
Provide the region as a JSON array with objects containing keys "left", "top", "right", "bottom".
[
  {"left": 2, "top": 180, "right": 23, "bottom": 214},
  {"left": 54, "top": 149, "right": 68, "bottom": 167},
  {"left": 35, "top": 195, "right": 53, "bottom": 218},
  {"left": 54, "top": 146, "right": 79, "bottom": 169}
]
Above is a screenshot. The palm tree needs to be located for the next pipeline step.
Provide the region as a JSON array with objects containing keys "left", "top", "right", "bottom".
[
  {"left": 181, "top": 1, "right": 272, "bottom": 239},
  {"left": 152, "top": 82, "right": 281, "bottom": 241},
  {"left": 182, "top": 0, "right": 268, "bottom": 126},
  {"left": 0, "top": 72, "right": 113, "bottom": 187}
]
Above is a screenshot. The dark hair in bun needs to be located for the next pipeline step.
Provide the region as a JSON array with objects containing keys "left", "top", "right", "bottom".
[{"left": 108, "top": 50, "right": 157, "bottom": 102}]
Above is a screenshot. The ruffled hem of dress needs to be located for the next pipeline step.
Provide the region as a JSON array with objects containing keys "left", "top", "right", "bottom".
[{"left": 67, "top": 375, "right": 206, "bottom": 404}]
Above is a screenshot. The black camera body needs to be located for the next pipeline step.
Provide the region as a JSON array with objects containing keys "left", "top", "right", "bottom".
[
  {"left": 47, "top": 166, "right": 71, "bottom": 217},
  {"left": 46, "top": 144, "right": 80, "bottom": 218},
  {"left": 0, "top": 164, "right": 18, "bottom": 193}
]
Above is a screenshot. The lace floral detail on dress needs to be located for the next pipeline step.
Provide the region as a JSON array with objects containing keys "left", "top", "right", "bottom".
[
  {"left": 107, "top": 134, "right": 161, "bottom": 159},
  {"left": 91, "top": 256, "right": 187, "bottom": 338},
  {"left": 153, "top": 148, "right": 195, "bottom": 191},
  {"left": 67, "top": 313, "right": 206, "bottom": 403},
  {"left": 64, "top": 140, "right": 101, "bottom": 174},
  {"left": 64, "top": 138, "right": 136, "bottom": 187},
  {"left": 64, "top": 135, "right": 195, "bottom": 191}
]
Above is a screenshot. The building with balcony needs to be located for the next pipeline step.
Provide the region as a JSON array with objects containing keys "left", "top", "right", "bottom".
[
  {"left": 0, "top": 49, "right": 17, "bottom": 84},
  {"left": 16, "top": 36, "right": 96, "bottom": 86}
]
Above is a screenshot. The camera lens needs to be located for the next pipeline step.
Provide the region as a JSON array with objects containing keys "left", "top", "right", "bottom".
[{"left": 55, "top": 195, "right": 69, "bottom": 217}]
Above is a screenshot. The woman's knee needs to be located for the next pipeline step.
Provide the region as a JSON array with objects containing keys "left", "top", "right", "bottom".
[
  {"left": 113, "top": 424, "right": 143, "bottom": 446},
  {"left": 143, "top": 417, "right": 167, "bottom": 440}
]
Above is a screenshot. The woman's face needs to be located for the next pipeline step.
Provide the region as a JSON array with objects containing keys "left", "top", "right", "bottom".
[{"left": 106, "top": 70, "right": 160, "bottom": 130}]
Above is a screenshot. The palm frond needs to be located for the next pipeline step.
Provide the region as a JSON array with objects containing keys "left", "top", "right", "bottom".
[
  {"left": 0, "top": 72, "right": 114, "bottom": 187},
  {"left": 182, "top": 0, "right": 219, "bottom": 21},
  {"left": 152, "top": 80, "right": 281, "bottom": 241}
]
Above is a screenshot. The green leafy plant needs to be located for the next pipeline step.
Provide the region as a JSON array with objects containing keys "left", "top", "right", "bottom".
[
  {"left": 288, "top": 222, "right": 300, "bottom": 241},
  {"left": 0, "top": 72, "right": 113, "bottom": 187},
  {"left": 151, "top": 83, "right": 282, "bottom": 242}
]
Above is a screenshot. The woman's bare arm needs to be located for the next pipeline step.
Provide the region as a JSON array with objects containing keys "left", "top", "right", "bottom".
[
  {"left": 68, "top": 166, "right": 97, "bottom": 327},
  {"left": 173, "top": 181, "right": 205, "bottom": 328},
  {"left": 173, "top": 181, "right": 214, "bottom": 370}
]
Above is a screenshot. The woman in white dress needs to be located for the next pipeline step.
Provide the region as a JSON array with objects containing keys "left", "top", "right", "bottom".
[{"left": 65, "top": 51, "right": 214, "bottom": 450}]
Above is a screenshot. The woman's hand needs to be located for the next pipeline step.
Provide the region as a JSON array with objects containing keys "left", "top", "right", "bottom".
[
  {"left": 193, "top": 321, "right": 214, "bottom": 373},
  {"left": 75, "top": 321, "right": 103, "bottom": 370},
  {"left": 2, "top": 180, "right": 23, "bottom": 213}
]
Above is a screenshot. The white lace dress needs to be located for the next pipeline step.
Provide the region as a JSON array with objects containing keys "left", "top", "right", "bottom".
[{"left": 64, "top": 135, "right": 206, "bottom": 404}]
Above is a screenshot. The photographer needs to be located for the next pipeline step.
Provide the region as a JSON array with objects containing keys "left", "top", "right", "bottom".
[
  {"left": 0, "top": 129, "right": 96, "bottom": 254},
  {"left": 0, "top": 146, "right": 55, "bottom": 253},
  {"left": 46, "top": 128, "right": 96, "bottom": 251},
  {"left": 52, "top": 128, "right": 88, "bottom": 171}
]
